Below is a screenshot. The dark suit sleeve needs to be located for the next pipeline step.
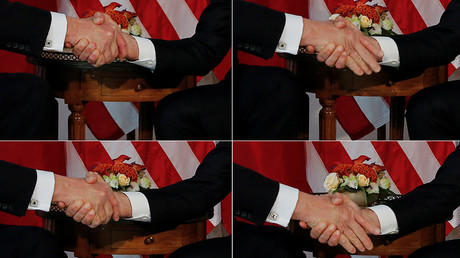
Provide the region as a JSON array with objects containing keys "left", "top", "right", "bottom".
[
  {"left": 0, "top": 0, "right": 52, "bottom": 57},
  {"left": 392, "top": 0, "right": 460, "bottom": 72},
  {"left": 149, "top": 1, "right": 230, "bottom": 78},
  {"left": 234, "top": 1, "right": 286, "bottom": 59},
  {"left": 386, "top": 146, "right": 460, "bottom": 236},
  {"left": 142, "top": 142, "right": 231, "bottom": 228},
  {"left": 234, "top": 163, "right": 279, "bottom": 225},
  {"left": 0, "top": 160, "right": 37, "bottom": 217}
]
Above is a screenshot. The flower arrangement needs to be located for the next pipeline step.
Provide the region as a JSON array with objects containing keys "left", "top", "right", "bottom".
[
  {"left": 91, "top": 155, "right": 151, "bottom": 192},
  {"left": 84, "top": 2, "right": 142, "bottom": 36},
  {"left": 323, "top": 155, "right": 396, "bottom": 205},
  {"left": 330, "top": 0, "right": 396, "bottom": 36}
]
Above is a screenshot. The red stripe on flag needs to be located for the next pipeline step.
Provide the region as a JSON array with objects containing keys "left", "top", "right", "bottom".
[
  {"left": 222, "top": 193, "right": 232, "bottom": 234},
  {"left": 439, "top": 0, "right": 453, "bottom": 9},
  {"left": 68, "top": 0, "right": 104, "bottom": 16},
  {"left": 187, "top": 142, "right": 216, "bottom": 163},
  {"left": 184, "top": 0, "right": 209, "bottom": 20},
  {"left": 233, "top": 142, "right": 311, "bottom": 193},
  {"left": 213, "top": 50, "right": 232, "bottom": 81},
  {"left": 336, "top": 96, "right": 375, "bottom": 140},
  {"left": 72, "top": 141, "right": 114, "bottom": 171},
  {"left": 384, "top": 0, "right": 427, "bottom": 34},
  {"left": 130, "top": 0, "right": 180, "bottom": 40},
  {"left": 446, "top": 222, "right": 454, "bottom": 236},
  {"left": 427, "top": 141, "right": 456, "bottom": 166},
  {"left": 83, "top": 102, "right": 125, "bottom": 140},
  {"left": 372, "top": 142, "right": 424, "bottom": 194},
  {"left": 131, "top": 142, "right": 183, "bottom": 187},
  {"left": 312, "top": 141, "right": 353, "bottom": 172},
  {"left": 322, "top": 0, "right": 356, "bottom": 13}
]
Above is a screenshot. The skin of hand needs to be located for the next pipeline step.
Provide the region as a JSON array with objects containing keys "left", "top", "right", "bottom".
[
  {"left": 65, "top": 12, "right": 127, "bottom": 67},
  {"left": 301, "top": 194, "right": 381, "bottom": 250},
  {"left": 292, "top": 192, "right": 378, "bottom": 253},
  {"left": 53, "top": 173, "right": 120, "bottom": 228},
  {"left": 301, "top": 17, "right": 383, "bottom": 75}
]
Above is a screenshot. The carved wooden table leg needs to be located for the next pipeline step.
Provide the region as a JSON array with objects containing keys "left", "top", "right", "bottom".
[
  {"left": 74, "top": 225, "right": 94, "bottom": 258},
  {"left": 389, "top": 96, "right": 405, "bottom": 140},
  {"left": 139, "top": 102, "right": 155, "bottom": 140},
  {"left": 68, "top": 103, "right": 86, "bottom": 140},
  {"left": 319, "top": 98, "right": 337, "bottom": 140}
]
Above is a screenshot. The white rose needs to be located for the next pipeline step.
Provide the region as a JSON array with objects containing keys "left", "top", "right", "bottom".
[
  {"left": 139, "top": 177, "right": 151, "bottom": 189},
  {"left": 117, "top": 173, "right": 130, "bottom": 187},
  {"left": 357, "top": 174, "right": 370, "bottom": 187},
  {"left": 349, "top": 15, "right": 361, "bottom": 29},
  {"left": 108, "top": 174, "right": 119, "bottom": 189},
  {"left": 127, "top": 182, "right": 140, "bottom": 192},
  {"left": 366, "top": 182, "right": 379, "bottom": 194},
  {"left": 348, "top": 175, "right": 358, "bottom": 189},
  {"left": 130, "top": 22, "right": 142, "bottom": 36},
  {"left": 323, "top": 173, "right": 340, "bottom": 192},
  {"left": 369, "top": 23, "right": 382, "bottom": 35},
  {"left": 359, "top": 15, "right": 372, "bottom": 28},
  {"left": 329, "top": 14, "right": 340, "bottom": 21},
  {"left": 381, "top": 18, "right": 393, "bottom": 31},
  {"left": 379, "top": 176, "right": 391, "bottom": 189}
]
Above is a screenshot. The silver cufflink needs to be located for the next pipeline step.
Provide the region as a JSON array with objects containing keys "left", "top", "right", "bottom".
[
  {"left": 268, "top": 212, "right": 278, "bottom": 221},
  {"left": 45, "top": 40, "right": 52, "bottom": 47},
  {"left": 278, "top": 42, "right": 287, "bottom": 50},
  {"left": 30, "top": 199, "right": 39, "bottom": 207}
]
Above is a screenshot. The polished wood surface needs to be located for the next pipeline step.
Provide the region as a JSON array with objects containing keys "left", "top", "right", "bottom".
[
  {"left": 281, "top": 53, "right": 448, "bottom": 139},
  {"left": 28, "top": 53, "right": 195, "bottom": 140},
  {"left": 37, "top": 211, "right": 207, "bottom": 258}
]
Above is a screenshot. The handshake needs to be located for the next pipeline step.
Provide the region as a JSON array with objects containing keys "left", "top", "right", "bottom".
[
  {"left": 292, "top": 192, "right": 382, "bottom": 254},
  {"left": 64, "top": 13, "right": 139, "bottom": 67},
  {"left": 52, "top": 172, "right": 131, "bottom": 228}
]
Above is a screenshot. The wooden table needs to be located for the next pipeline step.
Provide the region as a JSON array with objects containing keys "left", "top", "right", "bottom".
[
  {"left": 28, "top": 52, "right": 195, "bottom": 140},
  {"left": 290, "top": 222, "right": 445, "bottom": 258},
  {"left": 37, "top": 210, "right": 208, "bottom": 258},
  {"left": 281, "top": 53, "right": 447, "bottom": 140}
]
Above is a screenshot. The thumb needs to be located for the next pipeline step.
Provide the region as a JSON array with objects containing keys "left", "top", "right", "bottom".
[
  {"left": 331, "top": 194, "right": 344, "bottom": 206},
  {"left": 92, "top": 12, "right": 105, "bottom": 25},
  {"left": 86, "top": 172, "right": 98, "bottom": 184},
  {"left": 333, "top": 16, "right": 347, "bottom": 29}
]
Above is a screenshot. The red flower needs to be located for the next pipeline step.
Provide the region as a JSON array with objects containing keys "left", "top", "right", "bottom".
[
  {"left": 353, "top": 155, "right": 371, "bottom": 165},
  {"left": 350, "top": 163, "right": 378, "bottom": 182},
  {"left": 353, "top": 4, "right": 380, "bottom": 23},
  {"left": 91, "top": 163, "right": 112, "bottom": 177},
  {"left": 112, "top": 163, "right": 138, "bottom": 182},
  {"left": 335, "top": 5, "right": 355, "bottom": 18},
  {"left": 332, "top": 163, "right": 353, "bottom": 177}
]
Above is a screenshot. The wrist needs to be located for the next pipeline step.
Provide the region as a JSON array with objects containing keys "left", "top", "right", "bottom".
[
  {"left": 116, "top": 192, "right": 133, "bottom": 217},
  {"left": 65, "top": 17, "right": 79, "bottom": 46},
  {"left": 363, "top": 209, "right": 381, "bottom": 233},
  {"left": 300, "top": 18, "right": 316, "bottom": 47},
  {"left": 291, "top": 191, "right": 313, "bottom": 221},
  {"left": 52, "top": 174, "right": 72, "bottom": 204},
  {"left": 124, "top": 33, "right": 139, "bottom": 60}
]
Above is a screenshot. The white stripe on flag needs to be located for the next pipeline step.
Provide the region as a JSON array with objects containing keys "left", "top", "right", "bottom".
[
  {"left": 158, "top": 142, "right": 200, "bottom": 180},
  {"left": 449, "top": 206, "right": 460, "bottom": 228},
  {"left": 101, "top": 141, "right": 158, "bottom": 189},
  {"left": 354, "top": 96, "right": 390, "bottom": 130},
  {"left": 398, "top": 142, "right": 441, "bottom": 183},
  {"left": 341, "top": 142, "right": 400, "bottom": 194},
  {"left": 103, "top": 102, "right": 139, "bottom": 135},
  {"left": 57, "top": 0, "right": 79, "bottom": 17},
  {"left": 411, "top": 0, "right": 445, "bottom": 27},
  {"left": 308, "top": 0, "right": 331, "bottom": 21},
  {"left": 452, "top": 55, "right": 460, "bottom": 69},
  {"left": 209, "top": 203, "right": 222, "bottom": 226},
  {"left": 65, "top": 142, "right": 89, "bottom": 178},
  {"left": 305, "top": 142, "right": 330, "bottom": 192},
  {"left": 157, "top": 0, "right": 198, "bottom": 39}
]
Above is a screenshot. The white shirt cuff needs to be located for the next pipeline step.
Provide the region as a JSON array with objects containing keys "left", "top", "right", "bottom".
[
  {"left": 276, "top": 14, "right": 303, "bottom": 55},
  {"left": 368, "top": 204, "right": 399, "bottom": 235},
  {"left": 130, "top": 36, "right": 157, "bottom": 70},
  {"left": 28, "top": 170, "right": 55, "bottom": 211},
  {"left": 266, "top": 183, "right": 299, "bottom": 227},
  {"left": 44, "top": 12, "right": 67, "bottom": 52},
  {"left": 123, "top": 191, "right": 151, "bottom": 222},
  {"left": 374, "top": 36, "right": 400, "bottom": 67}
]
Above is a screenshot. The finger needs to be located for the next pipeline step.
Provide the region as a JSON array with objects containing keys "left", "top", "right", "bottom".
[
  {"left": 86, "top": 172, "right": 98, "bottom": 184},
  {"left": 81, "top": 209, "right": 96, "bottom": 225},
  {"left": 89, "top": 213, "right": 101, "bottom": 228},
  {"left": 310, "top": 221, "right": 328, "bottom": 239},
  {"left": 325, "top": 45, "right": 345, "bottom": 67},
  {"left": 298, "top": 221, "right": 309, "bottom": 229},
  {"left": 338, "top": 235, "right": 356, "bottom": 254},
  {"left": 78, "top": 42, "right": 97, "bottom": 62},
  {"left": 65, "top": 199, "right": 84, "bottom": 217},
  {"left": 317, "top": 42, "right": 336, "bottom": 63},
  {"left": 360, "top": 36, "right": 384, "bottom": 59},
  {"left": 73, "top": 39, "right": 89, "bottom": 58},
  {"left": 73, "top": 202, "right": 92, "bottom": 223},
  {"left": 350, "top": 51, "right": 372, "bottom": 75},
  {"left": 333, "top": 16, "right": 347, "bottom": 29},
  {"left": 335, "top": 51, "right": 348, "bottom": 69},
  {"left": 352, "top": 43, "right": 379, "bottom": 74},
  {"left": 92, "top": 12, "right": 105, "bottom": 25},
  {"left": 328, "top": 230, "right": 341, "bottom": 247},
  {"left": 305, "top": 45, "right": 316, "bottom": 54},
  {"left": 88, "top": 48, "right": 101, "bottom": 65},
  {"left": 318, "top": 224, "right": 338, "bottom": 244},
  {"left": 331, "top": 193, "right": 344, "bottom": 206},
  {"left": 102, "top": 200, "right": 113, "bottom": 224},
  {"left": 346, "top": 56, "right": 364, "bottom": 76},
  {"left": 116, "top": 32, "right": 128, "bottom": 60},
  {"left": 355, "top": 211, "right": 380, "bottom": 236},
  {"left": 350, "top": 220, "right": 374, "bottom": 251},
  {"left": 65, "top": 42, "right": 72, "bottom": 48},
  {"left": 57, "top": 201, "right": 66, "bottom": 209},
  {"left": 342, "top": 227, "right": 366, "bottom": 252},
  {"left": 94, "top": 54, "right": 105, "bottom": 67},
  {"left": 109, "top": 192, "right": 120, "bottom": 221}
]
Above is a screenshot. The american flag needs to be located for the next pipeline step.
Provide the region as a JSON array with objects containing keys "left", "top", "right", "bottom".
[
  {"left": 234, "top": 141, "right": 459, "bottom": 257},
  {"left": 243, "top": 0, "right": 459, "bottom": 140},
  {"left": 0, "top": 141, "right": 231, "bottom": 256}
]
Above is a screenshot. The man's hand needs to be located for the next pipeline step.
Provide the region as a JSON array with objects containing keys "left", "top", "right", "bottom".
[
  {"left": 65, "top": 12, "right": 127, "bottom": 67},
  {"left": 52, "top": 173, "right": 119, "bottom": 228},
  {"left": 292, "top": 192, "right": 378, "bottom": 253},
  {"left": 301, "top": 17, "right": 383, "bottom": 75}
]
